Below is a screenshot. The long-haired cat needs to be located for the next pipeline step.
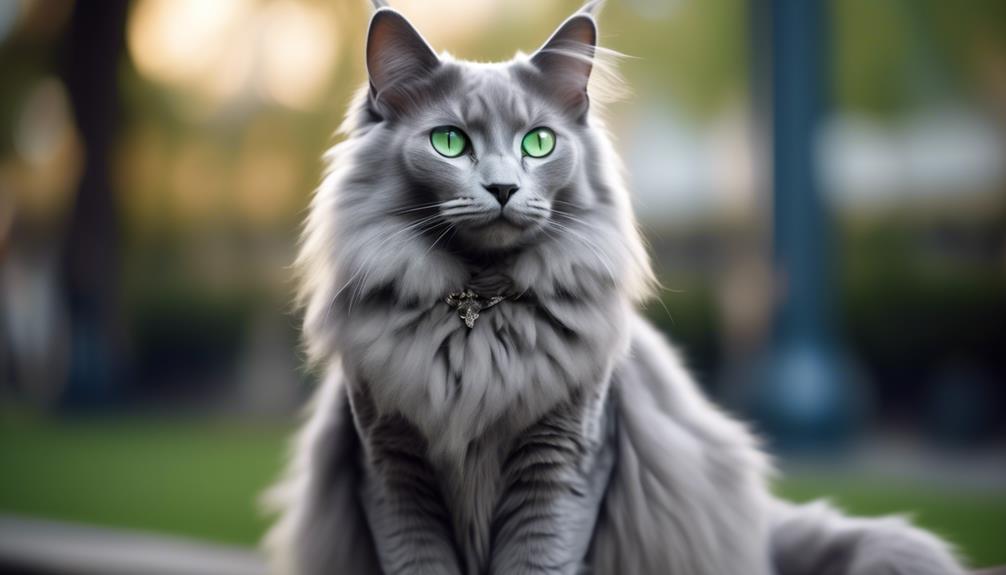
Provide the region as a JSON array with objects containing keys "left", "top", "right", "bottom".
[{"left": 265, "top": 2, "right": 966, "bottom": 573}]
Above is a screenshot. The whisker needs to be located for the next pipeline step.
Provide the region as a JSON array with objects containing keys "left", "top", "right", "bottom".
[
  {"left": 441, "top": 209, "right": 496, "bottom": 218},
  {"left": 446, "top": 213, "right": 498, "bottom": 224},
  {"left": 348, "top": 219, "right": 449, "bottom": 314},
  {"left": 549, "top": 209, "right": 598, "bottom": 228},
  {"left": 547, "top": 220, "right": 617, "bottom": 283},
  {"left": 551, "top": 199, "right": 588, "bottom": 212},
  {"left": 421, "top": 222, "right": 455, "bottom": 260},
  {"left": 389, "top": 201, "right": 448, "bottom": 215},
  {"left": 326, "top": 213, "right": 443, "bottom": 318}
]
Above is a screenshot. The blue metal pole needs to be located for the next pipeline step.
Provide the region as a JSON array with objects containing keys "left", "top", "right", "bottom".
[
  {"left": 749, "top": 0, "right": 866, "bottom": 452},
  {"left": 773, "top": 0, "right": 828, "bottom": 343}
]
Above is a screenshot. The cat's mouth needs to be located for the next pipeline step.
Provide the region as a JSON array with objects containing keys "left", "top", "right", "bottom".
[
  {"left": 473, "top": 216, "right": 517, "bottom": 229},
  {"left": 445, "top": 208, "right": 544, "bottom": 230},
  {"left": 477, "top": 209, "right": 549, "bottom": 233},
  {"left": 446, "top": 210, "right": 548, "bottom": 251},
  {"left": 463, "top": 215, "right": 531, "bottom": 240},
  {"left": 437, "top": 196, "right": 550, "bottom": 228},
  {"left": 489, "top": 210, "right": 532, "bottom": 227},
  {"left": 434, "top": 195, "right": 550, "bottom": 250}
]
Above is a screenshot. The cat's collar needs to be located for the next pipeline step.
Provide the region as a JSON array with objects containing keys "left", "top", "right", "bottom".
[{"left": 445, "top": 289, "right": 509, "bottom": 328}]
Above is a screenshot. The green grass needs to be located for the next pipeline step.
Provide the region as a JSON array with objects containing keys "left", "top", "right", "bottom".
[
  {"left": 0, "top": 411, "right": 290, "bottom": 546},
  {"left": 0, "top": 413, "right": 1003, "bottom": 567},
  {"left": 777, "top": 475, "right": 1006, "bottom": 568}
]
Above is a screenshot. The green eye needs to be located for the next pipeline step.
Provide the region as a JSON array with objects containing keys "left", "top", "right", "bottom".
[
  {"left": 430, "top": 126, "right": 468, "bottom": 157},
  {"left": 521, "top": 127, "right": 556, "bottom": 158}
]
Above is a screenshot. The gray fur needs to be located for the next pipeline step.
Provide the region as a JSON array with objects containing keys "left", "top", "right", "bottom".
[{"left": 265, "top": 5, "right": 967, "bottom": 574}]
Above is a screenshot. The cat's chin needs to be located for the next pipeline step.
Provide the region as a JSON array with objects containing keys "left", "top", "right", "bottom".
[{"left": 453, "top": 219, "right": 544, "bottom": 253}]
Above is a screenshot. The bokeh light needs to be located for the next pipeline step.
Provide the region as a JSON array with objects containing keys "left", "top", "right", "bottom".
[
  {"left": 260, "top": 0, "right": 338, "bottom": 110},
  {"left": 127, "top": 0, "right": 339, "bottom": 112},
  {"left": 127, "top": 0, "right": 253, "bottom": 97}
]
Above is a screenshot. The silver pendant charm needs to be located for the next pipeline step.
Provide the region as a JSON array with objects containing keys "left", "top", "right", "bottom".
[{"left": 445, "top": 289, "right": 504, "bottom": 328}]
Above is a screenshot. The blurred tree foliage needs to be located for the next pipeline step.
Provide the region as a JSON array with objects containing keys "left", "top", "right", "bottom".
[
  {"left": 604, "top": 0, "right": 1006, "bottom": 119},
  {"left": 601, "top": 0, "right": 748, "bottom": 117},
  {"left": 835, "top": 0, "right": 1006, "bottom": 115}
]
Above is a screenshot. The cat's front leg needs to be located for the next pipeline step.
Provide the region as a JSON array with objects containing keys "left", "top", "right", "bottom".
[
  {"left": 489, "top": 395, "right": 615, "bottom": 575},
  {"left": 356, "top": 404, "right": 463, "bottom": 575}
]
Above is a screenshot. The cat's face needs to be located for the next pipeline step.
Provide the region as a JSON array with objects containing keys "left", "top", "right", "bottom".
[
  {"left": 364, "top": 9, "right": 598, "bottom": 252},
  {"left": 395, "top": 66, "right": 582, "bottom": 248}
]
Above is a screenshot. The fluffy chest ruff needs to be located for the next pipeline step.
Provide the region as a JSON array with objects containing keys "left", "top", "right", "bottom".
[{"left": 336, "top": 285, "right": 629, "bottom": 457}]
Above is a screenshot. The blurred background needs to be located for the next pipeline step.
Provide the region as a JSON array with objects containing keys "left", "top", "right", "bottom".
[{"left": 0, "top": 0, "right": 1003, "bottom": 570}]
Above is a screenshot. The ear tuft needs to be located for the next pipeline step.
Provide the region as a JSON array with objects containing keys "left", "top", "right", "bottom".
[
  {"left": 366, "top": 9, "right": 439, "bottom": 101},
  {"left": 578, "top": 0, "right": 605, "bottom": 17}
]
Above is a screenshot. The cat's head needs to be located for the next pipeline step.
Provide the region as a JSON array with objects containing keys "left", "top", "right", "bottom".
[
  {"left": 358, "top": 5, "right": 609, "bottom": 252},
  {"left": 299, "top": 2, "right": 652, "bottom": 355}
]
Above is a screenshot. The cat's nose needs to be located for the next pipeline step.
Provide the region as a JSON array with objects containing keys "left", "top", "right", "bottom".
[{"left": 483, "top": 183, "right": 519, "bottom": 206}]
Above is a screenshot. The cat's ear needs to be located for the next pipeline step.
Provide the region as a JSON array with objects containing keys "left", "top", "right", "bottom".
[
  {"left": 530, "top": 14, "right": 597, "bottom": 114},
  {"left": 366, "top": 9, "right": 439, "bottom": 105},
  {"left": 579, "top": 0, "right": 605, "bottom": 17}
]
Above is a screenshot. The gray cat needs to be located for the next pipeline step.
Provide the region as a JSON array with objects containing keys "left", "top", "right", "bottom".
[{"left": 264, "top": 2, "right": 966, "bottom": 574}]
